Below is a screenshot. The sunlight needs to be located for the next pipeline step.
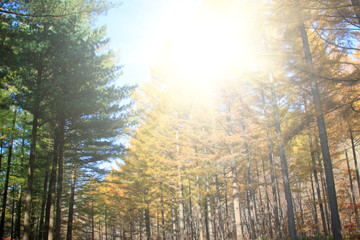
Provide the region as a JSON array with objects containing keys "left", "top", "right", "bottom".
[
  {"left": 146, "top": 0, "right": 262, "bottom": 86},
  {"left": 142, "top": 0, "right": 263, "bottom": 108}
]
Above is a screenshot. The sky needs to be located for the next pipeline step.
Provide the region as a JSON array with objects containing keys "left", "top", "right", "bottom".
[{"left": 95, "top": 0, "right": 172, "bottom": 86}]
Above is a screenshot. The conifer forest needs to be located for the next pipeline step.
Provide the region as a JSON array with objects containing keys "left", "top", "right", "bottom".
[{"left": 2, "top": 0, "right": 360, "bottom": 239}]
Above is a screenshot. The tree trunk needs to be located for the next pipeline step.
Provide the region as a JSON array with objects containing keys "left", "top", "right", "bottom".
[
  {"left": 145, "top": 207, "right": 151, "bottom": 240},
  {"left": 44, "top": 133, "right": 59, "bottom": 240},
  {"left": 92, "top": 201, "right": 95, "bottom": 240},
  {"left": 297, "top": 4, "right": 342, "bottom": 238},
  {"left": 196, "top": 165, "right": 204, "bottom": 240},
  {"left": 310, "top": 173, "right": 320, "bottom": 234},
  {"left": 261, "top": 90, "right": 281, "bottom": 238},
  {"left": 66, "top": 168, "right": 76, "bottom": 240},
  {"left": 205, "top": 173, "right": 214, "bottom": 240},
  {"left": 171, "top": 196, "right": 177, "bottom": 240},
  {"left": 239, "top": 95, "right": 258, "bottom": 239},
  {"left": 268, "top": 70, "right": 297, "bottom": 240},
  {"left": 24, "top": 98, "right": 40, "bottom": 240},
  {"left": 0, "top": 106, "right": 17, "bottom": 239},
  {"left": 226, "top": 104, "right": 242, "bottom": 240},
  {"left": 215, "top": 175, "right": 225, "bottom": 240},
  {"left": 307, "top": 127, "right": 328, "bottom": 235},
  {"left": 344, "top": 146, "right": 360, "bottom": 228},
  {"left": 175, "top": 129, "right": 185, "bottom": 240},
  {"left": 348, "top": 122, "right": 360, "bottom": 196},
  {"left": 55, "top": 116, "right": 66, "bottom": 239},
  {"left": 39, "top": 158, "right": 50, "bottom": 240},
  {"left": 161, "top": 184, "right": 166, "bottom": 240}
]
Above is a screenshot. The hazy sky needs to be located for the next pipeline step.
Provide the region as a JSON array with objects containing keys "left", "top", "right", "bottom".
[{"left": 96, "top": 0, "right": 171, "bottom": 86}]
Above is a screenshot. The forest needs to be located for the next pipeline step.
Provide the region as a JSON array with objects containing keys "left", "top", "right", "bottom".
[{"left": 1, "top": 0, "right": 360, "bottom": 239}]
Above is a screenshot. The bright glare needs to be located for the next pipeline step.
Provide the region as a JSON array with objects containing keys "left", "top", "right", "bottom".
[{"left": 145, "top": 0, "right": 262, "bottom": 99}]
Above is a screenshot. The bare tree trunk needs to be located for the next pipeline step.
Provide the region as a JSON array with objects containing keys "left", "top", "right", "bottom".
[
  {"left": 0, "top": 106, "right": 17, "bottom": 239},
  {"left": 225, "top": 104, "right": 243, "bottom": 240},
  {"left": 24, "top": 97, "right": 40, "bottom": 240},
  {"left": 161, "top": 184, "right": 166, "bottom": 240},
  {"left": 175, "top": 129, "right": 185, "bottom": 240},
  {"left": 348, "top": 122, "right": 360, "bottom": 196},
  {"left": 260, "top": 90, "right": 280, "bottom": 238},
  {"left": 260, "top": 157, "right": 272, "bottom": 238},
  {"left": 310, "top": 173, "right": 320, "bottom": 234},
  {"left": 45, "top": 132, "right": 59, "bottom": 240},
  {"left": 268, "top": 70, "right": 297, "bottom": 240},
  {"left": 205, "top": 173, "right": 214, "bottom": 240},
  {"left": 196, "top": 165, "right": 204, "bottom": 240},
  {"left": 172, "top": 196, "right": 177, "bottom": 240},
  {"left": 215, "top": 175, "right": 225, "bottom": 240},
  {"left": 307, "top": 127, "right": 328, "bottom": 236},
  {"left": 55, "top": 116, "right": 66, "bottom": 239},
  {"left": 344, "top": 146, "right": 360, "bottom": 228},
  {"left": 66, "top": 168, "right": 76, "bottom": 240},
  {"left": 39, "top": 160, "right": 50, "bottom": 240},
  {"left": 297, "top": 5, "right": 342, "bottom": 237},
  {"left": 238, "top": 95, "right": 258, "bottom": 239},
  {"left": 92, "top": 201, "right": 95, "bottom": 240}
]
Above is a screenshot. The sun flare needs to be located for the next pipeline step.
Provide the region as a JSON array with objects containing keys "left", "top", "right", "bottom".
[{"left": 146, "top": 0, "right": 263, "bottom": 99}]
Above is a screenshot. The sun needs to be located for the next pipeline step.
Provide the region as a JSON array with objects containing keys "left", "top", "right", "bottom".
[{"left": 145, "top": 0, "right": 263, "bottom": 98}]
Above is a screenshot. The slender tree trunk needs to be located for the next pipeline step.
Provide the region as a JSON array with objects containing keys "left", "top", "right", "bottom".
[
  {"left": 223, "top": 167, "right": 229, "bottom": 239},
  {"left": 188, "top": 179, "right": 194, "bottom": 240},
  {"left": 14, "top": 186, "right": 22, "bottom": 239},
  {"left": 45, "top": 132, "right": 60, "bottom": 240},
  {"left": 55, "top": 116, "right": 66, "bottom": 239},
  {"left": 175, "top": 129, "right": 185, "bottom": 240},
  {"left": 268, "top": 70, "right": 297, "bottom": 240},
  {"left": 205, "top": 172, "right": 214, "bottom": 240},
  {"left": 261, "top": 156, "right": 273, "bottom": 238},
  {"left": 66, "top": 168, "right": 76, "bottom": 240},
  {"left": 307, "top": 127, "right": 328, "bottom": 236},
  {"left": 161, "top": 184, "right": 166, "bottom": 240},
  {"left": 24, "top": 97, "right": 40, "bottom": 240},
  {"left": 171, "top": 196, "right": 177, "bottom": 240},
  {"left": 0, "top": 106, "right": 17, "bottom": 239},
  {"left": 261, "top": 90, "right": 281, "bottom": 238},
  {"left": 215, "top": 175, "right": 225, "bottom": 240},
  {"left": 297, "top": 5, "right": 342, "bottom": 238},
  {"left": 255, "top": 160, "right": 265, "bottom": 237},
  {"left": 238, "top": 95, "right": 258, "bottom": 239},
  {"left": 348, "top": 122, "right": 360, "bottom": 196},
  {"left": 226, "top": 104, "right": 242, "bottom": 240},
  {"left": 344, "top": 146, "right": 360, "bottom": 228},
  {"left": 145, "top": 206, "right": 151, "bottom": 240},
  {"left": 39, "top": 158, "right": 50, "bottom": 240},
  {"left": 310, "top": 173, "right": 320, "bottom": 234},
  {"left": 196, "top": 164, "right": 204, "bottom": 240},
  {"left": 92, "top": 201, "right": 95, "bottom": 240},
  {"left": 0, "top": 134, "right": 4, "bottom": 173},
  {"left": 105, "top": 209, "right": 108, "bottom": 240}
]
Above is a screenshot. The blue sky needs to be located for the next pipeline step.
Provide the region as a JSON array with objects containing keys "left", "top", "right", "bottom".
[{"left": 96, "top": 0, "right": 171, "bottom": 86}]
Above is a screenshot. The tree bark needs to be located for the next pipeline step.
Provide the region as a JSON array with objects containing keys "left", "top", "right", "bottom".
[
  {"left": 24, "top": 97, "right": 40, "bottom": 240},
  {"left": 66, "top": 168, "right": 76, "bottom": 240},
  {"left": 268, "top": 70, "right": 297, "bottom": 240},
  {"left": 344, "top": 146, "right": 360, "bottom": 228},
  {"left": 297, "top": 4, "right": 342, "bottom": 238},
  {"left": 44, "top": 132, "right": 59, "bottom": 240},
  {"left": 348, "top": 122, "right": 360, "bottom": 196},
  {"left": 55, "top": 116, "right": 66, "bottom": 239},
  {"left": 0, "top": 106, "right": 17, "bottom": 239},
  {"left": 307, "top": 127, "right": 328, "bottom": 235},
  {"left": 260, "top": 90, "right": 281, "bottom": 238}
]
